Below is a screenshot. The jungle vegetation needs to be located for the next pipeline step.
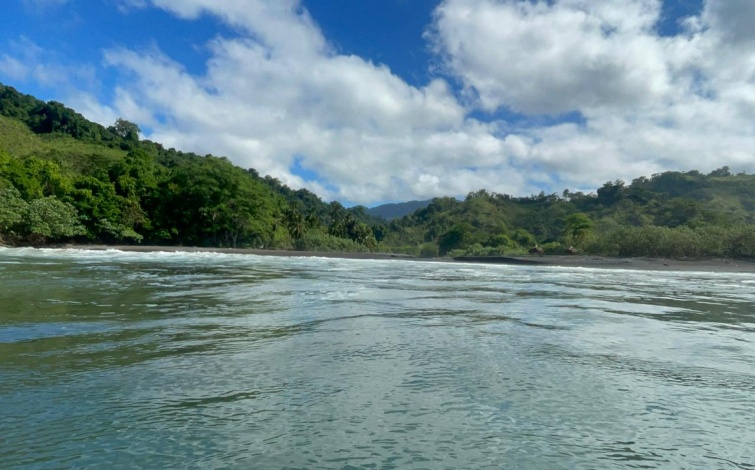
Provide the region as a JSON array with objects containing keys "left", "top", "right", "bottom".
[{"left": 1, "top": 82, "right": 754, "bottom": 259}]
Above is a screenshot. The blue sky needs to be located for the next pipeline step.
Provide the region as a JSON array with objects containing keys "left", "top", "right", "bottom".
[{"left": 2, "top": 0, "right": 753, "bottom": 206}]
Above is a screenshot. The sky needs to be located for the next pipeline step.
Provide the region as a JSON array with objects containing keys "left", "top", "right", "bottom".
[{"left": 1, "top": 0, "right": 754, "bottom": 206}]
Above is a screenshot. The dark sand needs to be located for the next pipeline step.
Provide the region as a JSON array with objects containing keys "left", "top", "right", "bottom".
[
  {"left": 45, "top": 244, "right": 755, "bottom": 273},
  {"left": 454, "top": 255, "right": 755, "bottom": 273}
]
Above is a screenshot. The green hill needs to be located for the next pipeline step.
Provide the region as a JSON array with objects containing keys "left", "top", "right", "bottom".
[
  {"left": 0, "top": 82, "right": 376, "bottom": 251},
  {"left": 1, "top": 81, "right": 753, "bottom": 259},
  {"left": 383, "top": 173, "right": 755, "bottom": 259}
]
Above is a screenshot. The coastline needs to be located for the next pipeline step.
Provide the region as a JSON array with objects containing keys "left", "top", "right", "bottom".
[
  {"left": 454, "top": 255, "right": 755, "bottom": 273},
  {"left": 25, "top": 244, "right": 755, "bottom": 273}
]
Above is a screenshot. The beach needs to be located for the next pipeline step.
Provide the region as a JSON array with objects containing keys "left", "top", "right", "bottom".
[{"left": 42, "top": 244, "right": 755, "bottom": 273}]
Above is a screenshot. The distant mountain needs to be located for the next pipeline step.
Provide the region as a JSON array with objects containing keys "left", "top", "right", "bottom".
[{"left": 367, "top": 199, "right": 433, "bottom": 220}]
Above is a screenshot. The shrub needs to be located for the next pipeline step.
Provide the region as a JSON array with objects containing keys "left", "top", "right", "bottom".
[
  {"left": 293, "top": 231, "right": 370, "bottom": 252},
  {"left": 419, "top": 242, "right": 438, "bottom": 258}
]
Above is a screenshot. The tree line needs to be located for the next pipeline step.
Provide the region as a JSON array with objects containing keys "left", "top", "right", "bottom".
[{"left": 382, "top": 171, "right": 755, "bottom": 259}]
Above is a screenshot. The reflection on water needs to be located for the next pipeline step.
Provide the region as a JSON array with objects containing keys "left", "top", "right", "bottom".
[{"left": 1, "top": 247, "right": 754, "bottom": 469}]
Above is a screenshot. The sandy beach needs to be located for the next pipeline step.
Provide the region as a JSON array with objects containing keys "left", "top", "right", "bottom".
[{"left": 41, "top": 244, "right": 755, "bottom": 273}]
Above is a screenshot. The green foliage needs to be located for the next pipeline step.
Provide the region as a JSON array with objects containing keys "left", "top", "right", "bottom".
[
  {"left": 438, "top": 224, "right": 470, "bottom": 256},
  {"left": 1, "top": 84, "right": 115, "bottom": 142},
  {"left": 485, "top": 233, "right": 515, "bottom": 249},
  {"left": 1, "top": 83, "right": 382, "bottom": 250},
  {"left": 586, "top": 224, "right": 755, "bottom": 260},
  {"left": 284, "top": 207, "right": 306, "bottom": 240},
  {"left": 381, "top": 170, "right": 755, "bottom": 260},
  {"left": 0, "top": 186, "right": 28, "bottom": 236},
  {"left": 293, "top": 231, "right": 371, "bottom": 252},
  {"left": 23, "top": 197, "right": 86, "bottom": 244},
  {"left": 541, "top": 241, "right": 563, "bottom": 254},
  {"left": 596, "top": 180, "right": 626, "bottom": 205},
  {"left": 418, "top": 242, "right": 438, "bottom": 258},
  {"left": 21, "top": 157, "right": 71, "bottom": 199},
  {"left": 95, "top": 218, "right": 142, "bottom": 242},
  {"left": 0, "top": 190, "right": 86, "bottom": 245},
  {"left": 153, "top": 156, "right": 278, "bottom": 247},
  {"left": 511, "top": 228, "right": 536, "bottom": 247},
  {"left": 0, "top": 115, "right": 43, "bottom": 157},
  {"left": 326, "top": 204, "right": 377, "bottom": 250},
  {"left": 563, "top": 213, "right": 593, "bottom": 246},
  {"left": 108, "top": 119, "right": 140, "bottom": 141},
  {"left": 70, "top": 176, "right": 124, "bottom": 238}
]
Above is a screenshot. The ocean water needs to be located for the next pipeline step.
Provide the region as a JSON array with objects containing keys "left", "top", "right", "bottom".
[{"left": 1, "top": 247, "right": 753, "bottom": 469}]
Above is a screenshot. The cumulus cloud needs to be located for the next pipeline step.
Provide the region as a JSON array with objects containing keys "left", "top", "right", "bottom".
[
  {"left": 430, "top": 0, "right": 676, "bottom": 114},
  {"left": 430, "top": 0, "right": 755, "bottom": 187},
  {"left": 102, "top": 0, "right": 533, "bottom": 203},
  {"left": 703, "top": 0, "right": 755, "bottom": 45},
  {"left": 6, "top": 0, "right": 755, "bottom": 204}
]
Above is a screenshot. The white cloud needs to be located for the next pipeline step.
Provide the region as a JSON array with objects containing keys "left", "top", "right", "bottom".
[
  {"left": 703, "top": 0, "right": 755, "bottom": 45},
  {"left": 101, "top": 0, "right": 755, "bottom": 203},
  {"left": 430, "top": 0, "right": 755, "bottom": 190},
  {"left": 430, "top": 0, "right": 673, "bottom": 114},
  {"left": 66, "top": 92, "right": 118, "bottom": 126},
  {"left": 0, "top": 37, "right": 100, "bottom": 95},
  {"left": 101, "top": 0, "right": 534, "bottom": 203},
  {"left": 0, "top": 55, "right": 29, "bottom": 81},
  {"left": 6, "top": 0, "right": 755, "bottom": 204}
]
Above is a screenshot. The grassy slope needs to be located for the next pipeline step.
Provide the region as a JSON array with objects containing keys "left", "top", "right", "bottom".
[
  {"left": 0, "top": 115, "right": 45, "bottom": 157},
  {"left": 0, "top": 115, "right": 127, "bottom": 177}
]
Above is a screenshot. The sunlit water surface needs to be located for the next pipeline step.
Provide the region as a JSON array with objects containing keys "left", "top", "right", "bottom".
[{"left": 1, "top": 247, "right": 754, "bottom": 469}]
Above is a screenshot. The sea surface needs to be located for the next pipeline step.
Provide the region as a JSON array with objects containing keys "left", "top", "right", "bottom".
[{"left": 1, "top": 247, "right": 754, "bottom": 469}]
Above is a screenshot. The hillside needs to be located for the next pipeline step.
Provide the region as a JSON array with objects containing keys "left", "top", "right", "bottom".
[
  {"left": 383, "top": 174, "right": 755, "bottom": 259},
  {"left": 1, "top": 81, "right": 754, "bottom": 259},
  {"left": 0, "top": 83, "right": 378, "bottom": 251}
]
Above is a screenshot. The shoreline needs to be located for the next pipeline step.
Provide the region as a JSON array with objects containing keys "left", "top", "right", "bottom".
[
  {"left": 16, "top": 244, "right": 750, "bottom": 273},
  {"left": 454, "top": 255, "right": 755, "bottom": 273}
]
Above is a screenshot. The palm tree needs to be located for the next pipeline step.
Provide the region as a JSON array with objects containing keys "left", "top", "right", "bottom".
[{"left": 284, "top": 207, "right": 305, "bottom": 240}]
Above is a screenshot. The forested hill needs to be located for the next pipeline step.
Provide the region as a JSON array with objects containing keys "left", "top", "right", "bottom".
[
  {"left": 0, "top": 83, "right": 379, "bottom": 251},
  {"left": 383, "top": 171, "right": 755, "bottom": 259},
  {"left": 1, "top": 82, "right": 754, "bottom": 259}
]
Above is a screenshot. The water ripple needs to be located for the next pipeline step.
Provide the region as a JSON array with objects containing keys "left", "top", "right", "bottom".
[{"left": 1, "top": 248, "right": 754, "bottom": 468}]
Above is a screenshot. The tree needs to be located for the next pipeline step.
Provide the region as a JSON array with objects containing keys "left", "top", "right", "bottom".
[
  {"left": 709, "top": 166, "right": 731, "bottom": 177},
  {"left": 0, "top": 154, "right": 71, "bottom": 200},
  {"left": 152, "top": 156, "right": 276, "bottom": 247},
  {"left": 438, "top": 224, "right": 470, "bottom": 256},
  {"left": 109, "top": 118, "right": 141, "bottom": 141},
  {"left": 0, "top": 186, "right": 28, "bottom": 240},
  {"left": 22, "top": 197, "right": 86, "bottom": 244},
  {"left": 284, "top": 207, "right": 305, "bottom": 240},
  {"left": 596, "top": 180, "right": 626, "bottom": 205},
  {"left": 563, "top": 213, "right": 594, "bottom": 246},
  {"left": 305, "top": 211, "right": 320, "bottom": 230},
  {"left": 511, "top": 228, "right": 536, "bottom": 248}
]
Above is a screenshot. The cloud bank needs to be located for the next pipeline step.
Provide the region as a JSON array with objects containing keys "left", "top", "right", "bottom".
[{"left": 4, "top": 0, "right": 755, "bottom": 204}]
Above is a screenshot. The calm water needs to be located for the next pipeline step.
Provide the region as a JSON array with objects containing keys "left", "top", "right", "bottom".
[{"left": 1, "top": 248, "right": 754, "bottom": 469}]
